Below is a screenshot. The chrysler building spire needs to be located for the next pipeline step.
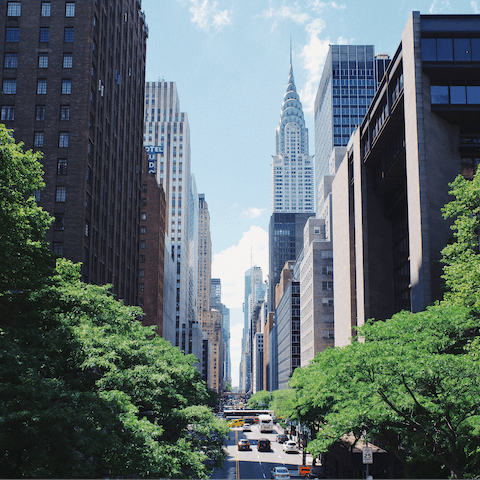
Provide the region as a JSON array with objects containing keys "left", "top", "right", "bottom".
[{"left": 271, "top": 50, "right": 315, "bottom": 214}]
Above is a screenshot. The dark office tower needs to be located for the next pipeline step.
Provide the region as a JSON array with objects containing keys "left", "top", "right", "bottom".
[
  {"left": 0, "top": 0, "right": 148, "bottom": 304},
  {"left": 268, "top": 212, "right": 314, "bottom": 312},
  {"left": 314, "top": 45, "right": 388, "bottom": 212}
]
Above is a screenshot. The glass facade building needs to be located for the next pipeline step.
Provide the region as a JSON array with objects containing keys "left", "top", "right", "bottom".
[{"left": 314, "top": 45, "right": 389, "bottom": 211}]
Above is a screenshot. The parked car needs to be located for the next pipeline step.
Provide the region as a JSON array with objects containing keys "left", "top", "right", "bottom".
[
  {"left": 270, "top": 466, "right": 290, "bottom": 479},
  {"left": 244, "top": 417, "right": 255, "bottom": 424},
  {"left": 276, "top": 433, "right": 289, "bottom": 443},
  {"left": 237, "top": 439, "right": 250, "bottom": 451},
  {"left": 283, "top": 440, "right": 299, "bottom": 453},
  {"left": 257, "top": 438, "right": 271, "bottom": 451},
  {"left": 242, "top": 423, "right": 252, "bottom": 432}
]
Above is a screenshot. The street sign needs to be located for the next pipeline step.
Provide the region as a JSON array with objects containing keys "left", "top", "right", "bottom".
[{"left": 363, "top": 446, "right": 373, "bottom": 464}]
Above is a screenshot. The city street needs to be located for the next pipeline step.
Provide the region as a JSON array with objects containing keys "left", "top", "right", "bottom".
[{"left": 210, "top": 424, "right": 307, "bottom": 479}]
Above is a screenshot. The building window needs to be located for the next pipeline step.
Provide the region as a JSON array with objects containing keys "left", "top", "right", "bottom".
[
  {"left": 85, "top": 220, "right": 89, "bottom": 236},
  {"left": 41, "top": 2, "right": 51, "bottom": 16},
  {"left": 85, "top": 193, "right": 91, "bottom": 210},
  {"left": 37, "top": 79, "right": 47, "bottom": 95},
  {"left": 56, "top": 186, "right": 66, "bottom": 202},
  {"left": 57, "top": 159, "right": 67, "bottom": 175},
  {"left": 6, "top": 27, "right": 19, "bottom": 42},
  {"left": 2, "top": 79, "right": 16, "bottom": 94},
  {"left": 141, "top": 212, "right": 147, "bottom": 220},
  {"left": 40, "top": 27, "right": 49, "bottom": 43},
  {"left": 4, "top": 53, "right": 18, "bottom": 68},
  {"left": 53, "top": 242, "right": 63, "bottom": 255},
  {"left": 7, "top": 2, "right": 21, "bottom": 16},
  {"left": 65, "top": 3, "right": 75, "bottom": 17},
  {"left": 59, "top": 132, "right": 69, "bottom": 148},
  {"left": 62, "top": 79, "right": 71, "bottom": 94},
  {"left": 34, "top": 132, "right": 44, "bottom": 148},
  {"left": 140, "top": 241, "right": 146, "bottom": 249},
  {"left": 1, "top": 106, "right": 14, "bottom": 121},
  {"left": 38, "top": 54, "right": 48, "bottom": 68},
  {"left": 63, "top": 53, "right": 72, "bottom": 68},
  {"left": 64, "top": 27, "right": 74, "bottom": 42},
  {"left": 36, "top": 106, "right": 45, "bottom": 121},
  {"left": 60, "top": 106, "right": 70, "bottom": 121},
  {"left": 139, "top": 269, "right": 145, "bottom": 277},
  {"left": 139, "top": 283, "right": 144, "bottom": 292},
  {"left": 54, "top": 214, "right": 64, "bottom": 230},
  {"left": 140, "top": 226, "right": 146, "bottom": 234},
  {"left": 322, "top": 281, "right": 334, "bottom": 291},
  {"left": 139, "top": 255, "right": 145, "bottom": 263}
]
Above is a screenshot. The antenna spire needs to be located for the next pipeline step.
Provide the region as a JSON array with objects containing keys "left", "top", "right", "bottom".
[{"left": 290, "top": 36, "right": 292, "bottom": 66}]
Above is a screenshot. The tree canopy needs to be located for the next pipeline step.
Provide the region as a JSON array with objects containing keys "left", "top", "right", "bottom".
[{"left": 0, "top": 124, "right": 54, "bottom": 295}]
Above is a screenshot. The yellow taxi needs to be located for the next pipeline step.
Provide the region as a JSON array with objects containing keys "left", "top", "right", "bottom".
[{"left": 228, "top": 418, "right": 245, "bottom": 428}]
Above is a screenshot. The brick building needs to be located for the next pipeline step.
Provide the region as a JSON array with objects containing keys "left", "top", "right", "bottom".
[
  {"left": 139, "top": 150, "right": 167, "bottom": 336},
  {"left": 0, "top": 0, "right": 147, "bottom": 304}
]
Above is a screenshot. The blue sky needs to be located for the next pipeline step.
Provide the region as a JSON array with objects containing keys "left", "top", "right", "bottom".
[{"left": 141, "top": 0, "right": 480, "bottom": 387}]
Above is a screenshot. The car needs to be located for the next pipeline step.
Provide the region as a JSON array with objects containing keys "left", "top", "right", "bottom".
[
  {"left": 283, "top": 440, "right": 299, "bottom": 453},
  {"left": 276, "top": 433, "right": 289, "bottom": 443},
  {"left": 257, "top": 438, "right": 271, "bottom": 451},
  {"left": 242, "top": 423, "right": 252, "bottom": 432},
  {"left": 270, "top": 466, "right": 290, "bottom": 479},
  {"left": 228, "top": 418, "right": 245, "bottom": 428},
  {"left": 237, "top": 439, "right": 250, "bottom": 451},
  {"left": 244, "top": 417, "right": 255, "bottom": 424}
]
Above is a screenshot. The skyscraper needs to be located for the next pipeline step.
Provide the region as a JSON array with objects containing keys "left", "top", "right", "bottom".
[
  {"left": 240, "top": 266, "right": 263, "bottom": 393},
  {"left": 268, "top": 212, "right": 313, "bottom": 312},
  {"left": 144, "top": 81, "right": 199, "bottom": 354},
  {"left": 197, "top": 194, "right": 223, "bottom": 392},
  {"left": 0, "top": 0, "right": 148, "bottom": 304},
  {"left": 271, "top": 56, "right": 315, "bottom": 214},
  {"left": 314, "top": 45, "right": 389, "bottom": 212}
]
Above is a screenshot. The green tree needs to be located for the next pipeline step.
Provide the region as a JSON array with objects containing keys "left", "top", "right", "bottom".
[
  {"left": 0, "top": 124, "right": 54, "bottom": 296},
  {"left": 247, "top": 390, "right": 272, "bottom": 409},
  {"left": 441, "top": 170, "right": 480, "bottom": 311},
  {"left": 290, "top": 304, "right": 480, "bottom": 478},
  {"left": 0, "top": 260, "right": 228, "bottom": 478}
]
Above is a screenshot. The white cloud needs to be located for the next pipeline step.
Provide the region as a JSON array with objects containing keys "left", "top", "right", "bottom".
[
  {"left": 428, "top": 0, "right": 451, "bottom": 13},
  {"left": 310, "top": 0, "right": 346, "bottom": 13},
  {"left": 298, "top": 32, "right": 331, "bottom": 116},
  {"left": 188, "top": 0, "right": 232, "bottom": 32},
  {"left": 211, "top": 226, "right": 268, "bottom": 310},
  {"left": 261, "top": 5, "right": 311, "bottom": 25},
  {"left": 241, "top": 207, "right": 267, "bottom": 219},
  {"left": 472, "top": 0, "right": 480, "bottom": 13}
]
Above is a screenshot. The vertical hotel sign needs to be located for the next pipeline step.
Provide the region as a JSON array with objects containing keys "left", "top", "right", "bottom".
[{"left": 145, "top": 145, "right": 163, "bottom": 174}]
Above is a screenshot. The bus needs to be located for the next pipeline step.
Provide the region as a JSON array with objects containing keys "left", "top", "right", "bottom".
[{"left": 258, "top": 414, "right": 274, "bottom": 433}]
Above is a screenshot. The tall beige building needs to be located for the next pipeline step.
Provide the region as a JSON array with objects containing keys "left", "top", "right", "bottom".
[{"left": 198, "top": 194, "right": 223, "bottom": 392}]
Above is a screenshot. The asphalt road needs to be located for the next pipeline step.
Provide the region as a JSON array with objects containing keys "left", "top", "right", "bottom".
[{"left": 210, "top": 424, "right": 306, "bottom": 479}]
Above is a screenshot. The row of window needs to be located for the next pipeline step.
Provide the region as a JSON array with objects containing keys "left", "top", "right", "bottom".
[
  {"left": 422, "top": 37, "right": 480, "bottom": 62},
  {"left": 1, "top": 105, "right": 70, "bottom": 122},
  {"left": 4, "top": 52, "right": 73, "bottom": 69},
  {"left": 6, "top": 26, "right": 74, "bottom": 42},
  {"left": 2, "top": 78, "right": 72, "bottom": 95},
  {"left": 7, "top": 2, "right": 75, "bottom": 17},
  {"left": 431, "top": 85, "right": 480, "bottom": 105}
]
